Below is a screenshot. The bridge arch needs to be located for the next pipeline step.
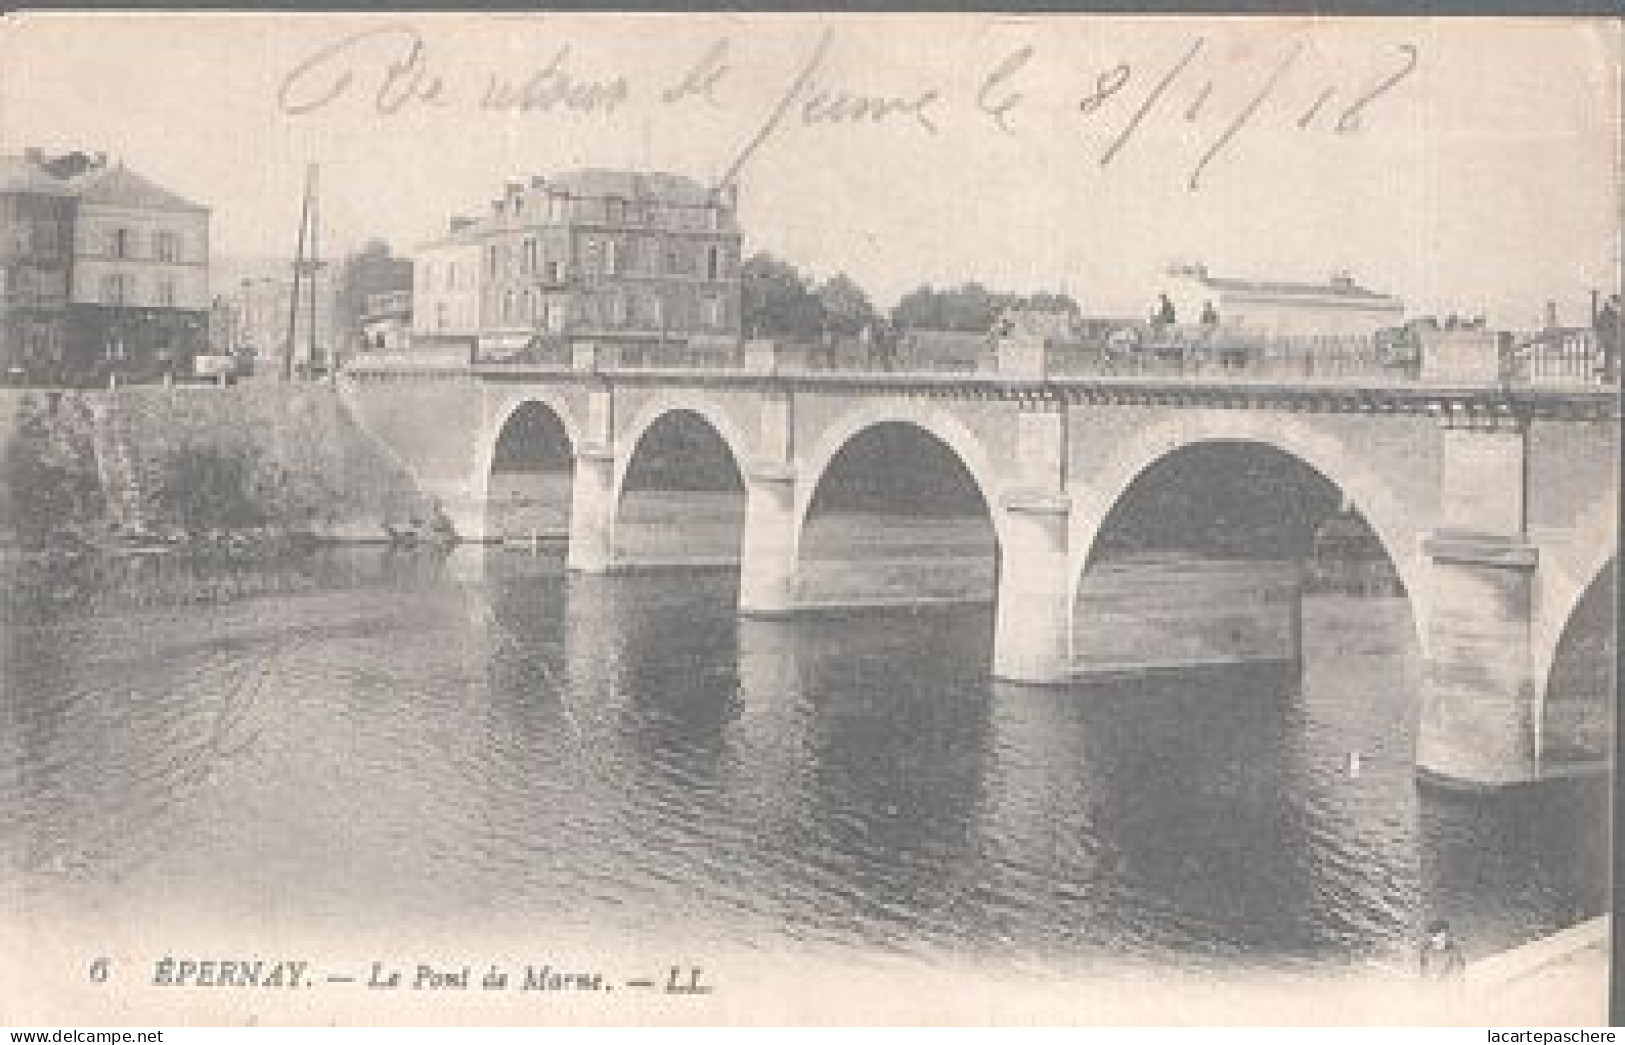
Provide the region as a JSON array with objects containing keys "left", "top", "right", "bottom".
[
  {"left": 475, "top": 392, "right": 584, "bottom": 540},
  {"left": 610, "top": 396, "right": 752, "bottom": 566},
  {"left": 1070, "top": 411, "right": 1429, "bottom": 651},
  {"left": 1536, "top": 552, "right": 1615, "bottom": 765},
  {"left": 610, "top": 394, "right": 753, "bottom": 508},
  {"left": 1534, "top": 492, "right": 1618, "bottom": 695},
  {"left": 792, "top": 402, "right": 1012, "bottom": 554}
]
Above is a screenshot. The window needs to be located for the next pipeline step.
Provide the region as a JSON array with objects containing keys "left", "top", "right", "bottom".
[
  {"left": 502, "top": 289, "right": 516, "bottom": 324},
  {"left": 605, "top": 239, "right": 621, "bottom": 276},
  {"left": 665, "top": 249, "right": 680, "bottom": 275},
  {"left": 547, "top": 193, "right": 567, "bottom": 223},
  {"left": 707, "top": 206, "right": 721, "bottom": 231},
  {"left": 436, "top": 303, "right": 448, "bottom": 330},
  {"left": 512, "top": 193, "right": 524, "bottom": 216},
  {"left": 155, "top": 231, "right": 179, "bottom": 263},
  {"left": 446, "top": 262, "right": 457, "bottom": 290},
  {"left": 543, "top": 260, "right": 562, "bottom": 284},
  {"left": 100, "top": 273, "right": 126, "bottom": 305},
  {"left": 584, "top": 239, "right": 601, "bottom": 275},
  {"left": 31, "top": 219, "right": 60, "bottom": 258},
  {"left": 544, "top": 302, "right": 566, "bottom": 332},
  {"left": 157, "top": 278, "right": 176, "bottom": 307},
  {"left": 706, "top": 246, "right": 720, "bottom": 281},
  {"left": 521, "top": 290, "right": 533, "bottom": 324},
  {"left": 487, "top": 245, "right": 499, "bottom": 277},
  {"left": 109, "top": 228, "right": 133, "bottom": 258},
  {"left": 522, "top": 238, "right": 537, "bottom": 275},
  {"left": 704, "top": 294, "right": 724, "bottom": 330},
  {"left": 606, "top": 197, "right": 626, "bottom": 224}
]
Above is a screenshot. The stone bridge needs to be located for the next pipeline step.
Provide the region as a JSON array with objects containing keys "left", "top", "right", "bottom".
[{"left": 339, "top": 330, "right": 1618, "bottom": 789}]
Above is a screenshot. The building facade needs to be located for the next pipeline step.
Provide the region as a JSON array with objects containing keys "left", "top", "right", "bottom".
[
  {"left": 0, "top": 153, "right": 76, "bottom": 377},
  {"left": 414, "top": 170, "right": 743, "bottom": 360},
  {"left": 57, "top": 154, "right": 211, "bottom": 376},
  {"left": 1164, "top": 263, "right": 1404, "bottom": 337},
  {"left": 413, "top": 221, "right": 483, "bottom": 339},
  {"left": 360, "top": 289, "right": 413, "bottom": 351}
]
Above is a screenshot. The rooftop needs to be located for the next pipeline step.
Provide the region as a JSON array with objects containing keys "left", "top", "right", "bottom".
[
  {"left": 1169, "top": 263, "right": 1400, "bottom": 305},
  {"left": 543, "top": 168, "right": 718, "bottom": 208},
  {"left": 65, "top": 163, "right": 208, "bottom": 213},
  {"left": 0, "top": 154, "right": 74, "bottom": 196}
]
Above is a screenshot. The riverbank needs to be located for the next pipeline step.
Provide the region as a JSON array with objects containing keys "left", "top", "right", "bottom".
[{"left": 0, "top": 384, "right": 440, "bottom": 557}]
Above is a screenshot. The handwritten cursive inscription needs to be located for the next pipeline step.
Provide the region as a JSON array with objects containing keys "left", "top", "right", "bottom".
[
  {"left": 278, "top": 25, "right": 447, "bottom": 116},
  {"left": 479, "top": 45, "right": 629, "bottom": 114},
  {"left": 275, "top": 23, "right": 1420, "bottom": 193}
]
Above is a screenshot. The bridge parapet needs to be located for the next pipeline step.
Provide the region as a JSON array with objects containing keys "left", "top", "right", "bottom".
[{"left": 396, "top": 326, "right": 1618, "bottom": 393}]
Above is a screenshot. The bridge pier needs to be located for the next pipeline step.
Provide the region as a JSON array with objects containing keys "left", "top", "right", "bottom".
[
  {"left": 1416, "top": 532, "right": 1541, "bottom": 787},
  {"left": 738, "top": 465, "right": 798, "bottom": 616},
  {"left": 992, "top": 493, "right": 1074, "bottom": 684},
  {"left": 566, "top": 445, "right": 616, "bottom": 573}
]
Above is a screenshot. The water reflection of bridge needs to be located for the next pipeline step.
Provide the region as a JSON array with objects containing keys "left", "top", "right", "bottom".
[{"left": 342, "top": 327, "right": 1617, "bottom": 788}]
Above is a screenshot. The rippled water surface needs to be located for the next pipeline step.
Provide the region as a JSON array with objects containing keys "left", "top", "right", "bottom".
[{"left": 0, "top": 545, "right": 1607, "bottom": 973}]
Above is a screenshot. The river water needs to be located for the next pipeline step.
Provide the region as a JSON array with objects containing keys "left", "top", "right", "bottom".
[{"left": 0, "top": 541, "right": 1608, "bottom": 985}]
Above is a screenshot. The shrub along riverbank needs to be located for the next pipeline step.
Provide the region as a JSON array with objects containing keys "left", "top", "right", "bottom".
[{"left": 1, "top": 383, "right": 443, "bottom": 570}]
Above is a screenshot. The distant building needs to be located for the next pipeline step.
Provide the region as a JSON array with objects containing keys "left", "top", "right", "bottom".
[
  {"left": 53, "top": 152, "right": 212, "bottom": 375},
  {"left": 1164, "top": 263, "right": 1404, "bottom": 337},
  {"left": 335, "top": 241, "right": 413, "bottom": 352},
  {"left": 414, "top": 169, "right": 743, "bottom": 360},
  {"left": 213, "top": 259, "right": 339, "bottom": 377},
  {"left": 0, "top": 151, "right": 76, "bottom": 377},
  {"left": 412, "top": 218, "right": 482, "bottom": 341},
  {"left": 360, "top": 289, "right": 412, "bottom": 351}
]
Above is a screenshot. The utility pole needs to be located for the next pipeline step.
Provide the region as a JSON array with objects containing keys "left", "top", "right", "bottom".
[
  {"left": 307, "top": 164, "right": 321, "bottom": 377},
  {"left": 284, "top": 163, "right": 325, "bottom": 381}
]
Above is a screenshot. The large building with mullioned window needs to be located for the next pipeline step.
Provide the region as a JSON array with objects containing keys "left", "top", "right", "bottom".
[
  {"left": 413, "top": 169, "right": 742, "bottom": 362},
  {"left": 0, "top": 149, "right": 211, "bottom": 382}
]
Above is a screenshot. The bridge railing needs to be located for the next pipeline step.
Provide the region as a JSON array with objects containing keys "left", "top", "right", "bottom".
[
  {"left": 471, "top": 336, "right": 573, "bottom": 368},
  {"left": 610, "top": 336, "right": 746, "bottom": 370},
  {"left": 1506, "top": 328, "right": 1618, "bottom": 389},
  {"left": 398, "top": 328, "right": 1621, "bottom": 391},
  {"left": 1043, "top": 328, "right": 1421, "bottom": 383}
]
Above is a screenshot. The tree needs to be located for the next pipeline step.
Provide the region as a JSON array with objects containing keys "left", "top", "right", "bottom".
[
  {"left": 890, "top": 283, "right": 1082, "bottom": 334},
  {"left": 741, "top": 252, "right": 824, "bottom": 339},
  {"left": 816, "top": 273, "right": 878, "bottom": 339}
]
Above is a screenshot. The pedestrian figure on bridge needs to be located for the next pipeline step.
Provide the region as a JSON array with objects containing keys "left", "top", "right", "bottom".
[
  {"left": 1595, "top": 293, "right": 1621, "bottom": 384},
  {"left": 1152, "top": 293, "right": 1177, "bottom": 330},
  {"left": 1418, "top": 919, "right": 1466, "bottom": 981}
]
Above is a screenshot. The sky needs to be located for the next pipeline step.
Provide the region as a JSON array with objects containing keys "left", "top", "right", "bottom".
[{"left": 2, "top": 12, "right": 1619, "bottom": 326}]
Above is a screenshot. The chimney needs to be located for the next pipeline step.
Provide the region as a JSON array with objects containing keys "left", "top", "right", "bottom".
[
  {"left": 1545, "top": 300, "right": 1559, "bottom": 330},
  {"left": 1330, "top": 270, "right": 1354, "bottom": 290}
]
